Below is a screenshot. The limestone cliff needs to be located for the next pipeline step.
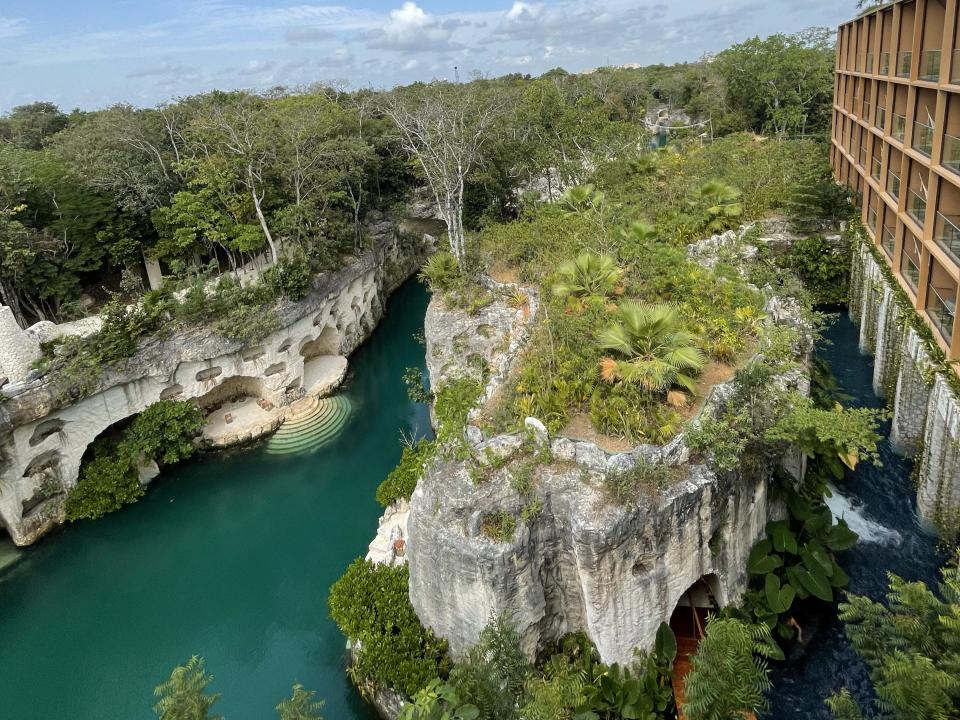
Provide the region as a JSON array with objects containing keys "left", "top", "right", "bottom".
[
  {"left": 405, "top": 227, "right": 807, "bottom": 665},
  {"left": 0, "top": 220, "right": 433, "bottom": 546}
]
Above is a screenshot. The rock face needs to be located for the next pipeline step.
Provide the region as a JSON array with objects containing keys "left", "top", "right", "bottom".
[
  {"left": 849, "top": 243, "right": 960, "bottom": 527},
  {"left": 0, "top": 223, "right": 431, "bottom": 546},
  {"left": 408, "top": 452, "right": 774, "bottom": 665},
  {"left": 406, "top": 253, "right": 804, "bottom": 664}
]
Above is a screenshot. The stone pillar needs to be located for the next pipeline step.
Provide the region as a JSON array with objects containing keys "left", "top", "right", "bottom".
[
  {"left": 0, "top": 305, "right": 41, "bottom": 383},
  {"left": 143, "top": 254, "right": 164, "bottom": 291}
]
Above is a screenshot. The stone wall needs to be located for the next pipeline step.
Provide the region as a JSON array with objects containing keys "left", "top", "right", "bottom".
[
  {"left": 848, "top": 243, "right": 960, "bottom": 528},
  {"left": 0, "top": 223, "right": 431, "bottom": 546}
]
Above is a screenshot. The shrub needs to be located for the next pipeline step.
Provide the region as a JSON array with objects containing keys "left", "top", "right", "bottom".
[
  {"left": 65, "top": 454, "right": 143, "bottom": 521},
  {"left": 123, "top": 400, "right": 204, "bottom": 466},
  {"left": 419, "top": 252, "right": 461, "bottom": 292},
  {"left": 601, "top": 460, "right": 676, "bottom": 506},
  {"left": 376, "top": 440, "right": 435, "bottom": 507},
  {"left": 264, "top": 248, "right": 313, "bottom": 301},
  {"left": 329, "top": 560, "right": 450, "bottom": 697}
]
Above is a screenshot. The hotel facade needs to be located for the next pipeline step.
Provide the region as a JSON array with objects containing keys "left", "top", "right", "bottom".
[{"left": 832, "top": 0, "right": 960, "bottom": 359}]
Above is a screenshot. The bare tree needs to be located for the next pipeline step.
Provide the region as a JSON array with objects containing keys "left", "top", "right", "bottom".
[{"left": 382, "top": 82, "right": 502, "bottom": 266}]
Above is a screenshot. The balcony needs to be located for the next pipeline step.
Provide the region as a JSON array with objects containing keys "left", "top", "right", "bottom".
[
  {"left": 897, "top": 50, "right": 913, "bottom": 78},
  {"left": 927, "top": 283, "right": 957, "bottom": 342},
  {"left": 872, "top": 156, "right": 882, "bottom": 180},
  {"left": 862, "top": 100, "right": 872, "bottom": 123},
  {"left": 935, "top": 212, "right": 960, "bottom": 265},
  {"left": 852, "top": 96, "right": 861, "bottom": 116},
  {"left": 859, "top": 145, "right": 869, "bottom": 167},
  {"left": 882, "top": 224, "right": 897, "bottom": 257},
  {"left": 908, "top": 188, "right": 927, "bottom": 226},
  {"left": 880, "top": 51, "right": 891, "bottom": 75},
  {"left": 876, "top": 105, "right": 887, "bottom": 130},
  {"left": 888, "top": 169, "right": 901, "bottom": 200},
  {"left": 867, "top": 206, "right": 878, "bottom": 234},
  {"left": 912, "top": 121, "right": 934, "bottom": 156},
  {"left": 901, "top": 253, "right": 921, "bottom": 290},
  {"left": 892, "top": 112, "right": 906, "bottom": 141},
  {"left": 943, "top": 133, "right": 960, "bottom": 175},
  {"left": 920, "top": 49, "right": 942, "bottom": 81},
  {"left": 866, "top": 52, "right": 874, "bottom": 73}
]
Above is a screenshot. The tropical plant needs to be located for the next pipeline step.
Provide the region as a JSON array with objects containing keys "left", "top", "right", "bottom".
[
  {"left": 419, "top": 251, "right": 461, "bottom": 292},
  {"left": 276, "top": 684, "right": 325, "bottom": 720},
  {"left": 695, "top": 180, "right": 743, "bottom": 232},
  {"left": 744, "top": 487, "right": 857, "bottom": 639},
  {"left": 597, "top": 303, "right": 705, "bottom": 393},
  {"left": 552, "top": 252, "right": 623, "bottom": 301},
  {"left": 153, "top": 656, "right": 222, "bottom": 720},
  {"left": 827, "top": 553, "right": 960, "bottom": 720},
  {"left": 328, "top": 560, "right": 450, "bottom": 697},
  {"left": 401, "top": 679, "right": 481, "bottom": 720},
  {"left": 682, "top": 618, "right": 777, "bottom": 720},
  {"left": 561, "top": 184, "right": 605, "bottom": 215},
  {"left": 448, "top": 614, "right": 531, "bottom": 720}
]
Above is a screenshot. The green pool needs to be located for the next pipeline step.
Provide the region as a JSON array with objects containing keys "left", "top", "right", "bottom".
[{"left": 0, "top": 279, "right": 432, "bottom": 720}]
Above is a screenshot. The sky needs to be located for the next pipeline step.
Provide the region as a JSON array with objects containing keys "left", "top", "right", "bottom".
[{"left": 0, "top": 0, "right": 859, "bottom": 113}]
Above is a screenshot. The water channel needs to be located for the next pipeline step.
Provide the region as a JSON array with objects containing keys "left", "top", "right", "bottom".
[
  {"left": 766, "top": 312, "right": 945, "bottom": 719},
  {"left": 0, "top": 279, "right": 432, "bottom": 720},
  {"left": 0, "top": 291, "right": 947, "bottom": 720}
]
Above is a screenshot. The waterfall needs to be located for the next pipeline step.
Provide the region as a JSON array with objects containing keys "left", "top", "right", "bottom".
[
  {"left": 916, "top": 375, "right": 960, "bottom": 522},
  {"left": 872, "top": 285, "right": 890, "bottom": 396},
  {"left": 890, "top": 328, "right": 933, "bottom": 453},
  {"left": 825, "top": 483, "right": 902, "bottom": 545}
]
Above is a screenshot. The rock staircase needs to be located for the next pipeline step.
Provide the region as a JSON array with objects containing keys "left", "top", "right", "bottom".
[{"left": 265, "top": 394, "right": 353, "bottom": 455}]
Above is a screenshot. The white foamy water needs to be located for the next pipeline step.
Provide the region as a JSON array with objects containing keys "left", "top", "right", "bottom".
[{"left": 825, "top": 483, "right": 902, "bottom": 546}]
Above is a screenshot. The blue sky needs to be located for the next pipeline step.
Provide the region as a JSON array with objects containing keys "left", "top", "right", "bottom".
[{"left": 0, "top": 0, "right": 858, "bottom": 113}]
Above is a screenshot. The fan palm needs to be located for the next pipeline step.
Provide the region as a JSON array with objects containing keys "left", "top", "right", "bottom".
[
  {"left": 552, "top": 251, "right": 623, "bottom": 300},
  {"left": 696, "top": 179, "right": 743, "bottom": 232},
  {"left": 597, "top": 302, "right": 706, "bottom": 393},
  {"left": 561, "top": 184, "right": 605, "bottom": 214}
]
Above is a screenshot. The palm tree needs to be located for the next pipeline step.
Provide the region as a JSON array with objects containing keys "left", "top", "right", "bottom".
[
  {"left": 561, "top": 183, "right": 605, "bottom": 214},
  {"left": 552, "top": 251, "right": 624, "bottom": 300},
  {"left": 597, "top": 302, "right": 706, "bottom": 393},
  {"left": 696, "top": 180, "right": 743, "bottom": 232}
]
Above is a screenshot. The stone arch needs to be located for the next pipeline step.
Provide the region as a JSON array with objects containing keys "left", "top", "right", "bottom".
[
  {"left": 299, "top": 326, "right": 340, "bottom": 359},
  {"left": 669, "top": 574, "right": 723, "bottom": 642},
  {"left": 194, "top": 376, "right": 267, "bottom": 411}
]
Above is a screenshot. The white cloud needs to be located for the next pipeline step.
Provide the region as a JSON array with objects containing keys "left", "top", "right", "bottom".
[
  {"left": 0, "top": 17, "right": 28, "bottom": 39},
  {"left": 505, "top": 2, "right": 544, "bottom": 22},
  {"left": 367, "top": 2, "right": 460, "bottom": 53}
]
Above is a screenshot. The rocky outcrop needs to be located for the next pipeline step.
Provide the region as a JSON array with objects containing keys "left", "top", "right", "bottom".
[
  {"left": 0, "top": 221, "right": 431, "bottom": 546},
  {"left": 405, "top": 234, "right": 807, "bottom": 664},
  {"left": 849, "top": 243, "right": 960, "bottom": 529}
]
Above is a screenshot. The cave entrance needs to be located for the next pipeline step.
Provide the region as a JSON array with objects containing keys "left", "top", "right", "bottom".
[{"left": 669, "top": 574, "right": 723, "bottom": 720}]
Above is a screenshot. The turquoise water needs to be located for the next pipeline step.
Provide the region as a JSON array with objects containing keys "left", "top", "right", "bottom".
[{"left": 0, "top": 279, "right": 432, "bottom": 720}]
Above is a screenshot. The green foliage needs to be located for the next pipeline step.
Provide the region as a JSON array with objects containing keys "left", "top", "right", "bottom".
[
  {"left": 420, "top": 252, "right": 461, "bottom": 292},
  {"left": 64, "top": 454, "right": 144, "bottom": 521},
  {"left": 480, "top": 511, "right": 517, "bottom": 543},
  {"left": 263, "top": 249, "right": 313, "bottom": 301},
  {"left": 597, "top": 302, "right": 705, "bottom": 393},
  {"left": 828, "top": 552, "right": 960, "bottom": 720},
  {"left": 682, "top": 618, "right": 776, "bottom": 720},
  {"left": 744, "top": 487, "right": 857, "bottom": 637},
  {"left": 601, "top": 460, "right": 677, "bottom": 507},
  {"left": 329, "top": 560, "right": 450, "bottom": 697},
  {"left": 65, "top": 400, "right": 203, "bottom": 521},
  {"left": 276, "top": 684, "right": 325, "bottom": 720},
  {"left": 449, "top": 614, "right": 531, "bottom": 720},
  {"left": 124, "top": 401, "right": 205, "bottom": 466},
  {"left": 552, "top": 252, "right": 623, "bottom": 302},
  {"left": 153, "top": 656, "right": 222, "bottom": 720},
  {"left": 402, "top": 679, "right": 480, "bottom": 720},
  {"left": 694, "top": 180, "right": 743, "bottom": 233},
  {"left": 377, "top": 441, "right": 434, "bottom": 507},
  {"left": 782, "top": 234, "right": 852, "bottom": 306},
  {"left": 404, "top": 367, "right": 432, "bottom": 404}
]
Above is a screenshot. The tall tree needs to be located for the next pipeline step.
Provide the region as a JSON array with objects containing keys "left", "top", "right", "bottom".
[{"left": 383, "top": 82, "right": 502, "bottom": 265}]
